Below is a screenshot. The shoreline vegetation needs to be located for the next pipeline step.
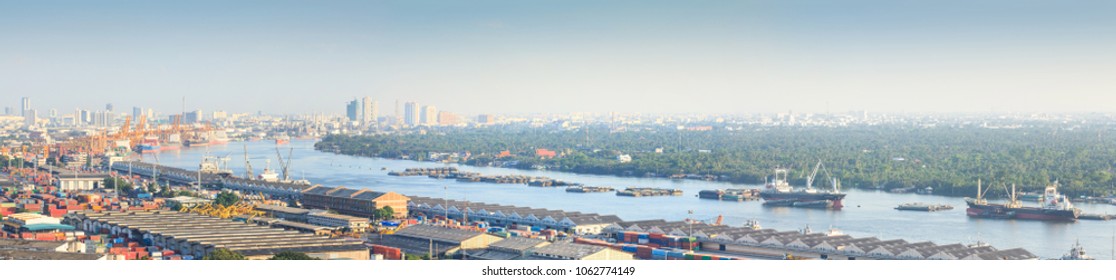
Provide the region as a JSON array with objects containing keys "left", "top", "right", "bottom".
[{"left": 314, "top": 124, "right": 1116, "bottom": 198}]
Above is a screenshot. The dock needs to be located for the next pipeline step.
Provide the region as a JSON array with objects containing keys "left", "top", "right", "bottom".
[{"left": 616, "top": 187, "right": 683, "bottom": 197}]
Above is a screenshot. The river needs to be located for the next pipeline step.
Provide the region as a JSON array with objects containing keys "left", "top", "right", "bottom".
[{"left": 144, "top": 139, "right": 1116, "bottom": 259}]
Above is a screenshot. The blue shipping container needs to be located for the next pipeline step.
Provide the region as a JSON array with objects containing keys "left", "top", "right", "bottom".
[
  {"left": 652, "top": 250, "right": 667, "bottom": 256},
  {"left": 183, "top": 255, "right": 195, "bottom": 260}
]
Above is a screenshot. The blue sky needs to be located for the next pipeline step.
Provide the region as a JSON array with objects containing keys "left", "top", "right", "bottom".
[{"left": 2, "top": 0, "right": 1114, "bottom": 115}]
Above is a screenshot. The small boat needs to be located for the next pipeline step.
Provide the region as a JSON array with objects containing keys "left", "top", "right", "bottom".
[{"left": 1079, "top": 213, "right": 1113, "bottom": 221}]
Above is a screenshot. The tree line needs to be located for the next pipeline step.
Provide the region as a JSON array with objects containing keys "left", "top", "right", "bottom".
[{"left": 315, "top": 124, "right": 1116, "bottom": 197}]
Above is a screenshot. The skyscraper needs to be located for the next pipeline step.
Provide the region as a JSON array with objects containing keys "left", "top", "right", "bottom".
[
  {"left": 21, "top": 97, "right": 30, "bottom": 117},
  {"left": 106, "top": 103, "right": 113, "bottom": 111},
  {"left": 49, "top": 108, "right": 57, "bottom": 118},
  {"left": 3, "top": 107, "right": 10, "bottom": 116},
  {"left": 361, "top": 96, "right": 374, "bottom": 124},
  {"left": 404, "top": 102, "right": 419, "bottom": 126},
  {"left": 346, "top": 100, "right": 359, "bottom": 121},
  {"left": 421, "top": 105, "right": 438, "bottom": 125},
  {"left": 133, "top": 107, "right": 143, "bottom": 121},
  {"left": 24, "top": 109, "right": 38, "bottom": 126},
  {"left": 184, "top": 110, "right": 203, "bottom": 124}
]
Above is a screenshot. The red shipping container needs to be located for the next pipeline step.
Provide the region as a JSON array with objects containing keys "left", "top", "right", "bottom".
[{"left": 162, "top": 250, "right": 175, "bottom": 256}]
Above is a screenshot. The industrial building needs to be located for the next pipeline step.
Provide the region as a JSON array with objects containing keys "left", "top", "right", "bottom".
[
  {"left": 220, "top": 177, "right": 318, "bottom": 199},
  {"left": 307, "top": 212, "right": 370, "bottom": 230},
  {"left": 164, "top": 196, "right": 212, "bottom": 210},
  {"left": 610, "top": 219, "right": 1038, "bottom": 260},
  {"left": 371, "top": 225, "right": 503, "bottom": 258},
  {"left": 55, "top": 173, "right": 109, "bottom": 191},
  {"left": 462, "top": 237, "right": 550, "bottom": 260},
  {"left": 526, "top": 242, "right": 633, "bottom": 260},
  {"left": 408, "top": 196, "right": 622, "bottom": 234},
  {"left": 254, "top": 204, "right": 312, "bottom": 222},
  {"left": 300, "top": 186, "right": 409, "bottom": 218},
  {"left": 0, "top": 239, "right": 105, "bottom": 260},
  {"left": 65, "top": 210, "right": 370, "bottom": 260},
  {"left": 3, "top": 213, "right": 76, "bottom": 235}
]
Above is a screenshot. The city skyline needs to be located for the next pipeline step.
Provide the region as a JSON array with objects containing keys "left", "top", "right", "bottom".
[{"left": 3, "top": 1, "right": 1115, "bottom": 115}]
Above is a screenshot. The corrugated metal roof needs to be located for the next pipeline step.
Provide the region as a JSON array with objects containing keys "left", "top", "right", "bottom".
[{"left": 21, "top": 223, "right": 76, "bottom": 231}]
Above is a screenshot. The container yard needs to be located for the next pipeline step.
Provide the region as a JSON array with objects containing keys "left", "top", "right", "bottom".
[{"left": 63, "top": 210, "right": 370, "bottom": 260}]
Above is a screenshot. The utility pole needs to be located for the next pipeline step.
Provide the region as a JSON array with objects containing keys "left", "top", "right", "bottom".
[{"left": 688, "top": 210, "right": 693, "bottom": 238}]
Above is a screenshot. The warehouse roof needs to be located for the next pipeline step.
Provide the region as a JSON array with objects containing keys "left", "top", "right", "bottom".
[
  {"left": 393, "top": 225, "right": 488, "bottom": 243},
  {"left": 489, "top": 237, "right": 549, "bottom": 252},
  {"left": 22, "top": 223, "right": 76, "bottom": 231},
  {"left": 531, "top": 242, "right": 613, "bottom": 260},
  {"left": 0, "top": 250, "right": 105, "bottom": 260},
  {"left": 309, "top": 212, "right": 368, "bottom": 222},
  {"left": 254, "top": 204, "right": 311, "bottom": 215},
  {"left": 971, "top": 248, "right": 1038, "bottom": 260},
  {"left": 0, "top": 239, "right": 66, "bottom": 251},
  {"left": 375, "top": 234, "right": 457, "bottom": 256}
]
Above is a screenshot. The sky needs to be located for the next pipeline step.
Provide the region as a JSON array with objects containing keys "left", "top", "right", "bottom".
[{"left": 2, "top": 0, "right": 1115, "bottom": 116}]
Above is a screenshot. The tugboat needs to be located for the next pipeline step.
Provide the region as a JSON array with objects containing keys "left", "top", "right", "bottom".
[
  {"left": 1059, "top": 240, "right": 1094, "bottom": 260},
  {"left": 759, "top": 161, "right": 846, "bottom": 210}
]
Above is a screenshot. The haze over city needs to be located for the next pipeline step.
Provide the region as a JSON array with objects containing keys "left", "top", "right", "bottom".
[{"left": 3, "top": 0, "right": 1115, "bottom": 115}]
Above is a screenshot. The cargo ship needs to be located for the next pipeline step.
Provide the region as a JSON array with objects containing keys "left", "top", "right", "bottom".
[
  {"left": 136, "top": 136, "right": 161, "bottom": 154},
  {"left": 161, "top": 133, "right": 182, "bottom": 151},
  {"left": 184, "top": 135, "right": 210, "bottom": 148},
  {"left": 965, "top": 180, "right": 1080, "bottom": 222},
  {"left": 759, "top": 162, "right": 846, "bottom": 210},
  {"left": 209, "top": 130, "right": 230, "bottom": 145}
]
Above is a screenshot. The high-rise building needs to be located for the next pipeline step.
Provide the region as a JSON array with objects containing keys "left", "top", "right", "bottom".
[
  {"left": 477, "top": 114, "right": 495, "bottom": 125},
  {"left": 421, "top": 105, "right": 438, "bottom": 125},
  {"left": 49, "top": 108, "right": 57, "bottom": 118},
  {"left": 24, "top": 109, "right": 38, "bottom": 126},
  {"left": 346, "top": 100, "right": 359, "bottom": 121},
  {"left": 404, "top": 102, "right": 419, "bottom": 126},
  {"left": 79, "top": 110, "right": 91, "bottom": 124},
  {"left": 21, "top": 97, "right": 30, "bottom": 117},
  {"left": 361, "top": 96, "right": 375, "bottom": 124},
  {"left": 212, "top": 110, "right": 228, "bottom": 120},
  {"left": 3, "top": 107, "right": 11, "bottom": 116},
  {"left": 184, "top": 110, "right": 203, "bottom": 124},
  {"left": 438, "top": 111, "right": 461, "bottom": 126},
  {"left": 146, "top": 109, "right": 154, "bottom": 121},
  {"left": 133, "top": 107, "right": 143, "bottom": 121},
  {"left": 106, "top": 103, "right": 113, "bottom": 111}
]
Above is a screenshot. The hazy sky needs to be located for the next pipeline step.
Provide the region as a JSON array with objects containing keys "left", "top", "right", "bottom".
[{"left": 2, "top": 0, "right": 1115, "bottom": 115}]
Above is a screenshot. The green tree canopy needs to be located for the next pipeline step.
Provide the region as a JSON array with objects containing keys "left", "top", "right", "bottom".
[
  {"left": 375, "top": 206, "right": 395, "bottom": 220},
  {"left": 202, "top": 248, "right": 245, "bottom": 260},
  {"left": 214, "top": 192, "right": 240, "bottom": 207},
  {"left": 268, "top": 251, "right": 319, "bottom": 260}
]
